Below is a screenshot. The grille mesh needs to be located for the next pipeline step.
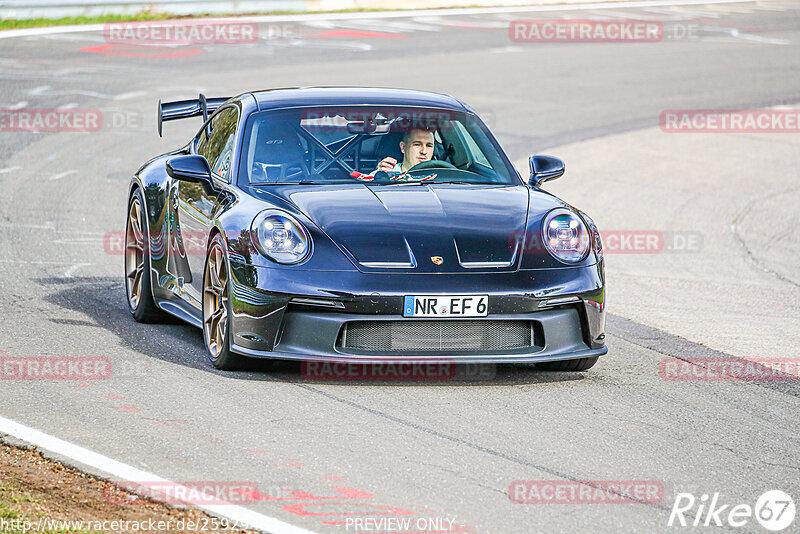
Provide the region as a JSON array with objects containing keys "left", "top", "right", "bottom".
[{"left": 338, "top": 320, "right": 533, "bottom": 352}]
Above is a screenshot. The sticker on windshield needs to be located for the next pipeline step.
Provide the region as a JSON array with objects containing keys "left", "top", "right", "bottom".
[
  {"left": 350, "top": 171, "right": 375, "bottom": 181},
  {"left": 391, "top": 172, "right": 437, "bottom": 182}
]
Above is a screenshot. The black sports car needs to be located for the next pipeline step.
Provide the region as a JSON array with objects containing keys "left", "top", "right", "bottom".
[{"left": 125, "top": 87, "right": 606, "bottom": 371}]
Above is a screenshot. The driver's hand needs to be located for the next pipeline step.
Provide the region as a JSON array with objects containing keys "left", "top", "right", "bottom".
[{"left": 376, "top": 157, "right": 397, "bottom": 173}]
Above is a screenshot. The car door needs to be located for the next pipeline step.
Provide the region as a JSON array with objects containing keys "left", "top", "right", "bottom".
[{"left": 174, "top": 106, "right": 239, "bottom": 309}]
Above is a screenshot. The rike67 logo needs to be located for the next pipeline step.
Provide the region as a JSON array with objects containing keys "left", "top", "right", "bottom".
[{"left": 669, "top": 490, "right": 795, "bottom": 531}]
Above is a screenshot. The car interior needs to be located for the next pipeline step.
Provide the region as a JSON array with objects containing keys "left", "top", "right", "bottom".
[{"left": 243, "top": 110, "right": 503, "bottom": 185}]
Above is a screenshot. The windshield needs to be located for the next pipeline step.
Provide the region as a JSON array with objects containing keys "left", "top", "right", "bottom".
[{"left": 238, "top": 106, "right": 520, "bottom": 186}]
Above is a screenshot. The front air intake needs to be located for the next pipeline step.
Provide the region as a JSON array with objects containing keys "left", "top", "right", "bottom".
[{"left": 337, "top": 320, "right": 535, "bottom": 353}]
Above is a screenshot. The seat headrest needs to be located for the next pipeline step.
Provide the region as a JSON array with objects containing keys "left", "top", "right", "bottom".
[
  {"left": 376, "top": 131, "right": 404, "bottom": 162},
  {"left": 253, "top": 122, "right": 305, "bottom": 165}
]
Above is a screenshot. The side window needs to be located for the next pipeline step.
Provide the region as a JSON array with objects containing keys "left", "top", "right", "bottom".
[{"left": 198, "top": 106, "right": 238, "bottom": 180}]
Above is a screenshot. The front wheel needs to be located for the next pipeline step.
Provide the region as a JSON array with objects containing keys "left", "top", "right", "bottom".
[
  {"left": 537, "top": 357, "right": 598, "bottom": 372},
  {"left": 125, "top": 188, "right": 166, "bottom": 323},
  {"left": 202, "top": 234, "right": 243, "bottom": 370}
]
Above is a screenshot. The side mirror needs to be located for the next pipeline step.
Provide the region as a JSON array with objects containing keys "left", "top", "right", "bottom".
[
  {"left": 166, "top": 155, "right": 215, "bottom": 191},
  {"left": 528, "top": 155, "right": 565, "bottom": 187}
]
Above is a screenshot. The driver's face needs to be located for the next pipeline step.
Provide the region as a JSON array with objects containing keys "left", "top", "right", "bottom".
[{"left": 400, "top": 130, "right": 435, "bottom": 166}]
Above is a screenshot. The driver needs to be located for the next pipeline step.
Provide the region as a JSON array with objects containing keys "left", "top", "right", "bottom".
[{"left": 372, "top": 128, "right": 435, "bottom": 174}]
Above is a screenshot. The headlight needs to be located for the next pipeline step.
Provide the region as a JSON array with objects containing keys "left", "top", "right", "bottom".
[
  {"left": 542, "top": 208, "right": 590, "bottom": 263},
  {"left": 251, "top": 209, "right": 311, "bottom": 264},
  {"left": 579, "top": 210, "right": 603, "bottom": 262}
]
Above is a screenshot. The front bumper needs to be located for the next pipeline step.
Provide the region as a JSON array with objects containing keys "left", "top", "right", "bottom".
[{"left": 227, "top": 261, "right": 606, "bottom": 363}]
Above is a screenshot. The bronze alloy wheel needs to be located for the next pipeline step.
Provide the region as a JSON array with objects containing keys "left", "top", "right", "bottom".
[
  {"left": 124, "top": 189, "right": 164, "bottom": 323},
  {"left": 203, "top": 241, "right": 229, "bottom": 360},
  {"left": 125, "top": 197, "right": 145, "bottom": 310}
]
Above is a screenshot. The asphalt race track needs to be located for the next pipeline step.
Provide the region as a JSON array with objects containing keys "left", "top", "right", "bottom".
[{"left": 1, "top": 1, "right": 799, "bottom": 532}]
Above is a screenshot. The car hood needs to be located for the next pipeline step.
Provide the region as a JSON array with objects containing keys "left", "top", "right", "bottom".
[{"left": 251, "top": 183, "right": 558, "bottom": 273}]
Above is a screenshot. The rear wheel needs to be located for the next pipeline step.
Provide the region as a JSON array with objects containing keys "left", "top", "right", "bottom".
[
  {"left": 125, "top": 189, "right": 165, "bottom": 323},
  {"left": 203, "top": 234, "right": 243, "bottom": 370},
  {"left": 537, "top": 357, "right": 598, "bottom": 372}
]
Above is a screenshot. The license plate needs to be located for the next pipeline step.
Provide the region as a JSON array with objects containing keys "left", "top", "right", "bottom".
[{"left": 403, "top": 295, "right": 488, "bottom": 318}]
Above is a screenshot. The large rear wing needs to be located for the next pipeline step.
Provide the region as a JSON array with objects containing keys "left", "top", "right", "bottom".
[{"left": 157, "top": 93, "right": 230, "bottom": 137}]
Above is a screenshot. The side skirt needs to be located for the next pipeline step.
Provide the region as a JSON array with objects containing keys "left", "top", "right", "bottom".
[{"left": 156, "top": 298, "right": 203, "bottom": 329}]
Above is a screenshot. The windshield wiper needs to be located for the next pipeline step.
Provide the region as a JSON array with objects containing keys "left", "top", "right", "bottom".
[
  {"left": 372, "top": 180, "right": 491, "bottom": 186},
  {"left": 252, "top": 180, "right": 326, "bottom": 185},
  {"left": 373, "top": 180, "right": 429, "bottom": 186}
]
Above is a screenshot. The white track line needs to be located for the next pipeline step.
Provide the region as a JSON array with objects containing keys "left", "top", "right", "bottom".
[
  {"left": 49, "top": 170, "right": 77, "bottom": 181},
  {"left": 2, "top": 101, "right": 28, "bottom": 110},
  {"left": 0, "top": 0, "right": 762, "bottom": 39},
  {"left": 0, "top": 415, "right": 318, "bottom": 534},
  {"left": 29, "top": 85, "right": 147, "bottom": 100}
]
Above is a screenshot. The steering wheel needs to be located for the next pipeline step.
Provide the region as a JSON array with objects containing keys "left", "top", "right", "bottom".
[{"left": 407, "top": 159, "right": 457, "bottom": 172}]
